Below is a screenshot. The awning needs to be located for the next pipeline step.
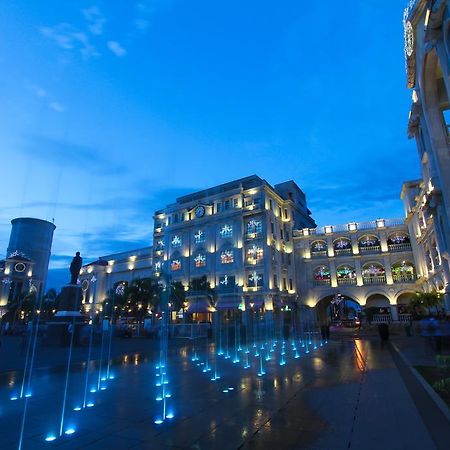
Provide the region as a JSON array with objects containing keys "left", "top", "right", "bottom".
[
  {"left": 216, "top": 295, "right": 242, "bottom": 310},
  {"left": 186, "top": 297, "right": 214, "bottom": 313}
]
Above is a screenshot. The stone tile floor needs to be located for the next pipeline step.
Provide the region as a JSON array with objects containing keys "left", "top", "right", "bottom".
[{"left": 0, "top": 337, "right": 438, "bottom": 449}]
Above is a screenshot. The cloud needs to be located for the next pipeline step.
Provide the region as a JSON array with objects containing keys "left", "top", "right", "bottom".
[
  {"left": 39, "top": 23, "right": 98, "bottom": 58},
  {"left": 134, "top": 0, "right": 171, "bottom": 32},
  {"left": 82, "top": 6, "right": 106, "bottom": 35},
  {"left": 49, "top": 101, "right": 65, "bottom": 113},
  {"left": 107, "top": 41, "right": 127, "bottom": 57}
]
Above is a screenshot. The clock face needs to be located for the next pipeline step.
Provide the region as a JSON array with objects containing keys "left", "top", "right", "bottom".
[
  {"left": 81, "top": 279, "right": 90, "bottom": 291},
  {"left": 14, "top": 262, "right": 26, "bottom": 273},
  {"left": 405, "top": 21, "right": 414, "bottom": 57},
  {"left": 195, "top": 206, "right": 205, "bottom": 218}
]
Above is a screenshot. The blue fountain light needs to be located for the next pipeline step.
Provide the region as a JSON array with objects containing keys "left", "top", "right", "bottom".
[
  {"left": 73, "top": 407, "right": 82, "bottom": 411},
  {"left": 165, "top": 393, "right": 172, "bottom": 398},
  {"left": 45, "top": 435, "right": 57, "bottom": 442},
  {"left": 24, "top": 392, "right": 32, "bottom": 398},
  {"left": 166, "top": 412, "right": 174, "bottom": 419},
  {"left": 86, "top": 402, "right": 94, "bottom": 407},
  {"left": 100, "top": 386, "right": 106, "bottom": 391},
  {"left": 10, "top": 396, "right": 18, "bottom": 401},
  {"left": 154, "top": 418, "right": 164, "bottom": 425},
  {"left": 101, "top": 377, "right": 107, "bottom": 381},
  {"left": 109, "top": 374, "right": 115, "bottom": 380},
  {"left": 222, "top": 389, "right": 229, "bottom": 393},
  {"left": 90, "top": 388, "right": 97, "bottom": 393},
  {"left": 64, "top": 428, "right": 76, "bottom": 435}
]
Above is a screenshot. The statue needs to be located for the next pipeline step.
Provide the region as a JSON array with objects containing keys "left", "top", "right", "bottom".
[{"left": 69, "top": 252, "right": 82, "bottom": 285}]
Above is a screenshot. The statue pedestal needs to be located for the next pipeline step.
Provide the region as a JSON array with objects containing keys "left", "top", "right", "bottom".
[{"left": 46, "top": 284, "right": 85, "bottom": 347}]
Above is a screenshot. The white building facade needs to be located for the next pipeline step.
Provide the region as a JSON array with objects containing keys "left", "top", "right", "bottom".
[
  {"left": 294, "top": 218, "right": 419, "bottom": 320},
  {"left": 152, "top": 175, "right": 316, "bottom": 312},
  {"left": 402, "top": 0, "right": 450, "bottom": 309}
]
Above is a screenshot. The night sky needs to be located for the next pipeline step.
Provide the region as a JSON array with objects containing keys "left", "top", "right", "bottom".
[{"left": 0, "top": 1, "right": 418, "bottom": 289}]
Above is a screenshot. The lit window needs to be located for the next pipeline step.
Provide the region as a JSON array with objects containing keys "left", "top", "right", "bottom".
[
  {"left": 247, "top": 245, "right": 263, "bottom": 263},
  {"left": 194, "top": 230, "right": 205, "bottom": 244},
  {"left": 171, "top": 235, "right": 181, "bottom": 248},
  {"left": 220, "top": 224, "right": 233, "bottom": 238},
  {"left": 221, "top": 250, "right": 234, "bottom": 264},
  {"left": 171, "top": 259, "right": 181, "bottom": 271},
  {"left": 155, "top": 240, "right": 164, "bottom": 251},
  {"left": 219, "top": 275, "right": 235, "bottom": 288},
  {"left": 247, "top": 272, "right": 263, "bottom": 288},
  {"left": 194, "top": 254, "right": 206, "bottom": 268},
  {"left": 246, "top": 219, "right": 262, "bottom": 237},
  {"left": 154, "top": 261, "right": 162, "bottom": 273}
]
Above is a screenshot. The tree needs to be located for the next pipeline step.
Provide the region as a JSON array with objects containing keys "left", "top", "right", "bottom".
[
  {"left": 121, "top": 277, "right": 162, "bottom": 320},
  {"left": 409, "top": 291, "right": 443, "bottom": 316}
]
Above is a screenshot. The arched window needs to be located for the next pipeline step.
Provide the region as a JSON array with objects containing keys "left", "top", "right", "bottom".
[
  {"left": 194, "top": 230, "right": 205, "bottom": 244},
  {"left": 336, "top": 265, "right": 356, "bottom": 285},
  {"left": 391, "top": 261, "right": 415, "bottom": 283},
  {"left": 194, "top": 253, "right": 206, "bottom": 268},
  {"left": 358, "top": 235, "right": 380, "bottom": 253},
  {"left": 220, "top": 249, "right": 234, "bottom": 264},
  {"left": 171, "top": 259, "right": 182, "bottom": 271},
  {"left": 313, "top": 266, "right": 331, "bottom": 286},
  {"left": 311, "top": 240, "right": 327, "bottom": 255},
  {"left": 246, "top": 244, "right": 263, "bottom": 264},
  {"left": 333, "top": 238, "right": 352, "bottom": 255},
  {"left": 387, "top": 232, "right": 410, "bottom": 251},
  {"left": 362, "top": 263, "right": 386, "bottom": 284}
]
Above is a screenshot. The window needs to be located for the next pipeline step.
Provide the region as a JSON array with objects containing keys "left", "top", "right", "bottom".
[
  {"left": 284, "top": 208, "right": 288, "bottom": 219},
  {"left": 154, "top": 261, "right": 162, "bottom": 273},
  {"left": 247, "top": 245, "right": 263, "bottom": 263},
  {"left": 287, "top": 253, "right": 291, "bottom": 265},
  {"left": 281, "top": 252, "right": 285, "bottom": 264},
  {"left": 233, "top": 198, "right": 239, "bottom": 208},
  {"left": 278, "top": 207, "right": 282, "bottom": 217},
  {"left": 313, "top": 266, "right": 331, "bottom": 282},
  {"left": 273, "top": 274, "right": 278, "bottom": 288},
  {"left": 280, "top": 229, "right": 284, "bottom": 240},
  {"left": 270, "top": 222, "right": 275, "bottom": 235},
  {"left": 155, "top": 240, "right": 164, "bottom": 251},
  {"left": 333, "top": 238, "right": 351, "bottom": 251},
  {"left": 217, "top": 203, "right": 222, "bottom": 213},
  {"left": 246, "top": 219, "right": 262, "bottom": 237},
  {"left": 289, "top": 279, "right": 293, "bottom": 290},
  {"left": 282, "top": 278, "right": 287, "bottom": 291},
  {"left": 171, "top": 235, "right": 181, "bottom": 248},
  {"left": 245, "top": 198, "right": 253, "bottom": 207},
  {"left": 220, "top": 224, "right": 233, "bottom": 238},
  {"left": 284, "top": 226, "right": 290, "bottom": 241},
  {"left": 247, "top": 272, "right": 263, "bottom": 288},
  {"left": 219, "top": 274, "right": 235, "bottom": 289},
  {"left": 269, "top": 199, "right": 273, "bottom": 210},
  {"left": 221, "top": 250, "right": 234, "bottom": 264},
  {"left": 194, "top": 230, "right": 205, "bottom": 244},
  {"left": 311, "top": 240, "right": 327, "bottom": 253},
  {"left": 171, "top": 259, "right": 181, "bottom": 271},
  {"left": 194, "top": 254, "right": 206, "bottom": 268},
  {"left": 224, "top": 199, "right": 231, "bottom": 210},
  {"left": 173, "top": 213, "right": 179, "bottom": 223}
]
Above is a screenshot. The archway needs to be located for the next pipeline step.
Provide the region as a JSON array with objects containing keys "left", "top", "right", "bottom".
[
  {"left": 316, "top": 293, "right": 361, "bottom": 324},
  {"left": 397, "top": 292, "right": 415, "bottom": 316},
  {"left": 365, "top": 294, "right": 391, "bottom": 322}
]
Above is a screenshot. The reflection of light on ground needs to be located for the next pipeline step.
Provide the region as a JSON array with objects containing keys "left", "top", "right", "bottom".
[
  {"left": 273, "top": 378, "right": 278, "bottom": 388},
  {"left": 354, "top": 339, "right": 366, "bottom": 372},
  {"left": 8, "top": 374, "right": 16, "bottom": 388},
  {"left": 312, "top": 357, "right": 323, "bottom": 370}
]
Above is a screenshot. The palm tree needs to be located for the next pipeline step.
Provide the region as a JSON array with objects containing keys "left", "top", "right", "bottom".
[{"left": 409, "top": 290, "right": 443, "bottom": 316}]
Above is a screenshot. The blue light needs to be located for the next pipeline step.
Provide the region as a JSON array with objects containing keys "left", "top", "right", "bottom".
[
  {"left": 24, "top": 393, "right": 32, "bottom": 398},
  {"left": 10, "top": 396, "right": 18, "bottom": 401},
  {"left": 90, "top": 388, "right": 97, "bottom": 393},
  {"left": 101, "top": 377, "right": 107, "bottom": 381},
  {"left": 155, "top": 383, "right": 161, "bottom": 387},
  {"left": 222, "top": 389, "right": 229, "bottom": 393},
  {"left": 45, "top": 435, "right": 57, "bottom": 442},
  {"left": 109, "top": 375, "right": 115, "bottom": 380},
  {"left": 100, "top": 387, "right": 106, "bottom": 391},
  {"left": 86, "top": 402, "right": 94, "bottom": 407},
  {"left": 156, "top": 396, "right": 163, "bottom": 401},
  {"left": 166, "top": 413, "right": 174, "bottom": 419},
  {"left": 154, "top": 419, "right": 163, "bottom": 424},
  {"left": 228, "top": 387, "right": 234, "bottom": 391},
  {"left": 165, "top": 393, "right": 172, "bottom": 398},
  {"left": 73, "top": 407, "right": 82, "bottom": 411},
  {"left": 64, "top": 428, "right": 76, "bottom": 435}
]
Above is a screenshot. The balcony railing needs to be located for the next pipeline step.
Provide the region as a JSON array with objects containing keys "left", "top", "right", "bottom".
[
  {"left": 311, "top": 250, "right": 327, "bottom": 257},
  {"left": 313, "top": 279, "right": 331, "bottom": 286},
  {"left": 359, "top": 245, "right": 381, "bottom": 254},
  {"left": 393, "top": 273, "right": 416, "bottom": 283},
  {"left": 335, "top": 248, "right": 352, "bottom": 256},
  {"left": 388, "top": 243, "right": 412, "bottom": 252},
  {"left": 363, "top": 276, "right": 386, "bottom": 285},
  {"left": 337, "top": 278, "right": 357, "bottom": 286}
]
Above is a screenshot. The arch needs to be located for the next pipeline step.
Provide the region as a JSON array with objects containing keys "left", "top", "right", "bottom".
[
  {"left": 387, "top": 231, "right": 410, "bottom": 245},
  {"left": 333, "top": 237, "right": 351, "bottom": 250},
  {"left": 391, "top": 260, "right": 416, "bottom": 283},
  {"left": 313, "top": 265, "right": 331, "bottom": 286},
  {"left": 362, "top": 262, "right": 386, "bottom": 285},
  {"left": 310, "top": 240, "right": 327, "bottom": 254},
  {"left": 336, "top": 265, "right": 356, "bottom": 285},
  {"left": 396, "top": 291, "right": 415, "bottom": 305},
  {"left": 316, "top": 293, "right": 361, "bottom": 323},
  {"left": 365, "top": 293, "right": 391, "bottom": 309},
  {"left": 358, "top": 234, "right": 380, "bottom": 248}
]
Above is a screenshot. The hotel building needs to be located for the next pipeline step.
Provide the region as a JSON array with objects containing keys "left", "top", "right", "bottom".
[{"left": 152, "top": 175, "right": 315, "bottom": 312}]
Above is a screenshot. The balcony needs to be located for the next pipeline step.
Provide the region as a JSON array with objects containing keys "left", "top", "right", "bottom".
[
  {"left": 393, "top": 273, "right": 416, "bottom": 283},
  {"left": 388, "top": 243, "right": 412, "bottom": 252},
  {"left": 311, "top": 250, "right": 327, "bottom": 258},
  {"left": 337, "top": 278, "right": 357, "bottom": 286},
  {"left": 335, "top": 248, "right": 352, "bottom": 256},
  {"left": 359, "top": 245, "right": 381, "bottom": 254},
  {"left": 363, "top": 276, "right": 386, "bottom": 285},
  {"left": 313, "top": 279, "right": 331, "bottom": 286}
]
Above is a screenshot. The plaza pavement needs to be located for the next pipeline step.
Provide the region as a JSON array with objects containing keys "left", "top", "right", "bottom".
[{"left": 0, "top": 332, "right": 447, "bottom": 449}]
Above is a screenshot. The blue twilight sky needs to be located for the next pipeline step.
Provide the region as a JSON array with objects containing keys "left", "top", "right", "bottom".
[{"left": 0, "top": 1, "right": 418, "bottom": 289}]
